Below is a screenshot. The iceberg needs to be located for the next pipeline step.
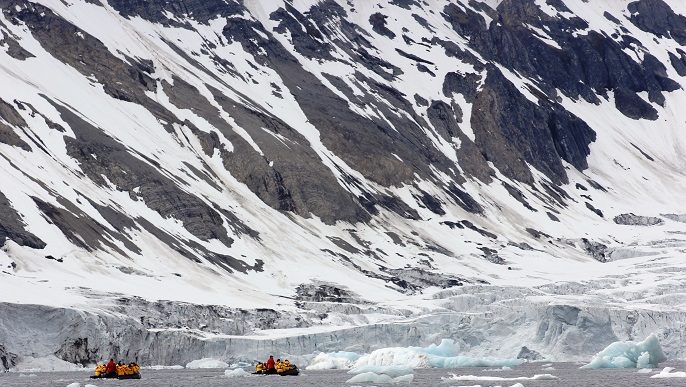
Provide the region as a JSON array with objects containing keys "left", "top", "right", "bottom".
[
  {"left": 392, "top": 374, "right": 414, "bottom": 383},
  {"left": 346, "top": 372, "right": 394, "bottom": 384},
  {"left": 306, "top": 351, "right": 360, "bottom": 370},
  {"left": 185, "top": 358, "right": 229, "bottom": 369},
  {"left": 651, "top": 367, "right": 686, "bottom": 378},
  {"left": 417, "top": 339, "right": 523, "bottom": 368},
  {"left": 224, "top": 368, "right": 251, "bottom": 377},
  {"left": 229, "top": 361, "right": 251, "bottom": 368},
  {"left": 12, "top": 355, "right": 87, "bottom": 372},
  {"left": 580, "top": 333, "right": 666, "bottom": 369},
  {"left": 354, "top": 346, "right": 431, "bottom": 368},
  {"left": 351, "top": 339, "right": 522, "bottom": 369}
]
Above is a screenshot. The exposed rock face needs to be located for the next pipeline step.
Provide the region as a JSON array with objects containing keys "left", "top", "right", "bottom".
[
  {"left": 369, "top": 13, "right": 396, "bottom": 39},
  {"left": 0, "top": 344, "right": 17, "bottom": 371},
  {"left": 471, "top": 65, "right": 595, "bottom": 185},
  {"left": 628, "top": 0, "right": 686, "bottom": 45},
  {"left": 427, "top": 100, "right": 493, "bottom": 183},
  {"left": 2, "top": 0, "right": 157, "bottom": 105},
  {"left": 446, "top": 0, "right": 677, "bottom": 115},
  {"left": 579, "top": 238, "right": 609, "bottom": 262},
  {"left": 0, "top": 191, "right": 44, "bottom": 249},
  {"left": 614, "top": 87, "right": 659, "bottom": 120},
  {"left": 613, "top": 213, "right": 665, "bottom": 226},
  {"left": 662, "top": 213, "right": 686, "bottom": 223},
  {"left": 517, "top": 346, "right": 544, "bottom": 361},
  {"left": 0, "top": 98, "right": 32, "bottom": 151},
  {"left": 295, "top": 283, "right": 363, "bottom": 304}
]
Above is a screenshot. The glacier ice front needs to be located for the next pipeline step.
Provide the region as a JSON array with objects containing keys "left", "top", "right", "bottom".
[{"left": 580, "top": 333, "right": 666, "bottom": 369}]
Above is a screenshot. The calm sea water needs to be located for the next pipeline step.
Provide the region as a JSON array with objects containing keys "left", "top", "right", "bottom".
[{"left": 2, "top": 361, "right": 686, "bottom": 386}]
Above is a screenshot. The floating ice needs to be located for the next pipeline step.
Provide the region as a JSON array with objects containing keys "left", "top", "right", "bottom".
[
  {"left": 423, "top": 339, "right": 522, "bottom": 368},
  {"left": 224, "top": 368, "right": 251, "bottom": 377},
  {"left": 14, "top": 355, "right": 87, "bottom": 372},
  {"left": 580, "top": 333, "right": 666, "bottom": 369},
  {"left": 354, "top": 346, "right": 431, "bottom": 368},
  {"left": 346, "top": 371, "right": 394, "bottom": 384},
  {"left": 345, "top": 371, "right": 413, "bottom": 384},
  {"left": 441, "top": 373, "right": 558, "bottom": 382},
  {"left": 143, "top": 365, "right": 184, "bottom": 370},
  {"left": 348, "top": 365, "right": 414, "bottom": 376},
  {"left": 392, "top": 374, "right": 414, "bottom": 383},
  {"left": 651, "top": 367, "right": 686, "bottom": 378},
  {"left": 481, "top": 366, "right": 513, "bottom": 372},
  {"left": 185, "top": 358, "right": 229, "bottom": 369},
  {"left": 306, "top": 351, "right": 359, "bottom": 370},
  {"left": 352, "top": 339, "right": 522, "bottom": 369}
]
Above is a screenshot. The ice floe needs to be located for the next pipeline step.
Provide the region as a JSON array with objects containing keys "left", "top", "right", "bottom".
[
  {"left": 651, "top": 367, "right": 686, "bottom": 378},
  {"left": 224, "top": 368, "right": 251, "bottom": 377},
  {"left": 441, "top": 373, "right": 558, "bottom": 382}
]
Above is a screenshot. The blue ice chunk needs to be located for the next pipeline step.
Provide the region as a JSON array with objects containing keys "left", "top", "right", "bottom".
[
  {"left": 428, "top": 354, "right": 523, "bottom": 368},
  {"left": 580, "top": 333, "right": 667, "bottom": 369}
]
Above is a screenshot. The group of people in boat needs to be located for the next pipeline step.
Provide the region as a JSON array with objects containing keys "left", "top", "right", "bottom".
[
  {"left": 92, "top": 355, "right": 297, "bottom": 378},
  {"left": 254, "top": 355, "right": 298, "bottom": 375},
  {"left": 92, "top": 358, "right": 141, "bottom": 379}
]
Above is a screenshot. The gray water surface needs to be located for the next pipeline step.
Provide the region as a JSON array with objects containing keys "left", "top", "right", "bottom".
[{"left": 2, "top": 361, "right": 685, "bottom": 386}]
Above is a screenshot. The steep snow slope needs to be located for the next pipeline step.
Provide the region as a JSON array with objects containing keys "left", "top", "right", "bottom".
[{"left": 1, "top": 0, "right": 686, "bottom": 367}]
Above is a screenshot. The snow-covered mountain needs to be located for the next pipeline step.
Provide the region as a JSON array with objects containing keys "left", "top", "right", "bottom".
[{"left": 2, "top": 0, "right": 686, "bottom": 368}]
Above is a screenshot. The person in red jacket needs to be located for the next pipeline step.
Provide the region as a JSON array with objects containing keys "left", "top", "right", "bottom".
[
  {"left": 105, "top": 359, "right": 117, "bottom": 377},
  {"left": 265, "top": 355, "right": 276, "bottom": 374}
]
